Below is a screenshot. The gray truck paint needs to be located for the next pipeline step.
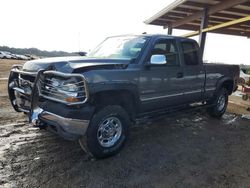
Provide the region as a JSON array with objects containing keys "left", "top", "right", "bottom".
[{"left": 8, "top": 34, "right": 239, "bottom": 139}]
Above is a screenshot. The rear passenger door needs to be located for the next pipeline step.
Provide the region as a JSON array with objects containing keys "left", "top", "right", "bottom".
[{"left": 180, "top": 39, "right": 206, "bottom": 103}]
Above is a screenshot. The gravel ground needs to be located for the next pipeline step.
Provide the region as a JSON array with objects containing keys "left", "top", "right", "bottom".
[{"left": 1, "top": 96, "right": 250, "bottom": 188}]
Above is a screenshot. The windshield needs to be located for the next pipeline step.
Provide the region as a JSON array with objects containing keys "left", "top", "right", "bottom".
[{"left": 88, "top": 36, "right": 148, "bottom": 60}]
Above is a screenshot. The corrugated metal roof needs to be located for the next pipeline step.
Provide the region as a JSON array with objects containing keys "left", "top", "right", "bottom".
[{"left": 145, "top": 0, "right": 250, "bottom": 37}]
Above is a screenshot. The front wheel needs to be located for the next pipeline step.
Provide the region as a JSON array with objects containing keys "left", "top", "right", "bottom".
[
  {"left": 79, "top": 105, "right": 130, "bottom": 159},
  {"left": 208, "top": 88, "right": 228, "bottom": 118}
]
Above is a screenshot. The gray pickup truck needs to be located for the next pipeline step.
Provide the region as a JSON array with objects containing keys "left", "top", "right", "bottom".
[{"left": 8, "top": 34, "right": 239, "bottom": 158}]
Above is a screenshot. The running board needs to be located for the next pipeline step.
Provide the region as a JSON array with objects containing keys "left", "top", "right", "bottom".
[{"left": 136, "top": 102, "right": 213, "bottom": 123}]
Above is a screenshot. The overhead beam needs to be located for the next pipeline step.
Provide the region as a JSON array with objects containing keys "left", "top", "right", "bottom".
[
  {"left": 182, "top": 15, "right": 250, "bottom": 37},
  {"left": 182, "top": 31, "right": 199, "bottom": 38},
  {"left": 166, "top": 13, "right": 241, "bottom": 24},
  {"left": 184, "top": 1, "right": 250, "bottom": 15},
  {"left": 203, "top": 15, "right": 250, "bottom": 32},
  {"left": 182, "top": 28, "right": 250, "bottom": 38},
  {"left": 144, "top": 0, "right": 187, "bottom": 24},
  {"left": 172, "top": 0, "right": 249, "bottom": 27},
  {"left": 210, "top": 28, "right": 250, "bottom": 37}
]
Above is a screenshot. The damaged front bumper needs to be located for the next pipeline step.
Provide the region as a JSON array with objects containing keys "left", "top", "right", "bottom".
[
  {"left": 32, "top": 107, "right": 90, "bottom": 140},
  {"left": 8, "top": 65, "right": 93, "bottom": 140}
]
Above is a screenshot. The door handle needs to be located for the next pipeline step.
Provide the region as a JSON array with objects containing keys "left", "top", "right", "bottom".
[{"left": 177, "top": 72, "right": 183, "bottom": 78}]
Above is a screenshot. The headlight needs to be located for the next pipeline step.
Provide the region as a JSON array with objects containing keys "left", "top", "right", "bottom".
[
  {"left": 50, "top": 78, "right": 79, "bottom": 92},
  {"left": 61, "top": 83, "right": 78, "bottom": 92},
  {"left": 40, "top": 74, "right": 87, "bottom": 104},
  {"left": 58, "top": 85, "right": 78, "bottom": 98},
  {"left": 51, "top": 79, "right": 79, "bottom": 97}
]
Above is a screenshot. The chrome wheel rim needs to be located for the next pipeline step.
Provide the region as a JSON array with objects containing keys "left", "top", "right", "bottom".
[
  {"left": 97, "top": 116, "right": 122, "bottom": 148},
  {"left": 217, "top": 94, "right": 226, "bottom": 111}
]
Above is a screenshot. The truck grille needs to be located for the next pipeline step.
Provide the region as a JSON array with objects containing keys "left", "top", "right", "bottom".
[
  {"left": 37, "top": 71, "right": 88, "bottom": 105},
  {"left": 20, "top": 74, "right": 35, "bottom": 83},
  {"left": 18, "top": 74, "right": 35, "bottom": 95}
]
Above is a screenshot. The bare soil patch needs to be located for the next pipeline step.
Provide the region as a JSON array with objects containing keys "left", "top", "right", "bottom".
[
  {"left": 228, "top": 95, "right": 250, "bottom": 115},
  {"left": 0, "top": 59, "right": 25, "bottom": 78}
]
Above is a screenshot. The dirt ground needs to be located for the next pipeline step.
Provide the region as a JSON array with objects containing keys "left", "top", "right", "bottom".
[
  {"left": 0, "top": 59, "right": 25, "bottom": 97},
  {"left": 0, "top": 59, "right": 25, "bottom": 78},
  {"left": 0, "top": 59, "right": 250, "bottom": 188},
  {"left": 228, "top": 95, "right": 250, "bottom": 116}
]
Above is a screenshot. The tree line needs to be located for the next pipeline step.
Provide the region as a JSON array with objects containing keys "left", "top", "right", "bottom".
[{"left": 0, "top": 46, "right": 78, "bottom": 57}]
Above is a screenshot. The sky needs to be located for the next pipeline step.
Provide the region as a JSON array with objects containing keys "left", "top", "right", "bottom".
[{"left": 0, "top": 0, "right": 249, "bottom": 65}]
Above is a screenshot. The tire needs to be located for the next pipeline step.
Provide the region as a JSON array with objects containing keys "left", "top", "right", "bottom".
[
  {"left": 79, "top": 105, "right": 130, "bottom": 159},
  {"left": 242, "top": 94, "right": 248, "bottom": 101},
  {"left": 208, "top": 87, "right": 228, "bottom": 118},
  {"left": 238, "top": 77, "right": 245, "bottom": 85}
]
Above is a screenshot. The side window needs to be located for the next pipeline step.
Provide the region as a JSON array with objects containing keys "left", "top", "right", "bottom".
[
  {"left": 151, "top": 39, "right": 179, "bottom": 66},
  {"left": 181, "top": 41, "right": 199, "bottom": 66}
]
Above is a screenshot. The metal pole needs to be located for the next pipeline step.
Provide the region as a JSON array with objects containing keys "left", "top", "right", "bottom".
[
  {"left": 168, "top": 24, "right": 173, "bottom": 35},
  {"left": 199, "top": 8, "right": 208, "bottom": 59}
]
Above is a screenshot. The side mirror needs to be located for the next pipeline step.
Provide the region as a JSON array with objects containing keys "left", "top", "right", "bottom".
[
  {"left": 150, "top": 55, "right": 167, "bottom": 65},
  {"left": 79, "top": 52, "right": 87, "bottom": 56}
]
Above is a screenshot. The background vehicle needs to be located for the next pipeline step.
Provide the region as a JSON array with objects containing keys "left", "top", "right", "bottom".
[
  {"left": 24, "top": 54, "right": 37, "bottom": 60},
  {"left": 15, "top": 54, "right": 30, "bottom": 60},
  {"left": 8, "top": 35, "right": 239, "bottom": 158},
  {"left": 0, "top": 51, "right": 12, "bottom": 59},
  {"left": 0, "top": 51, "right": 33, "bottom": 60}
]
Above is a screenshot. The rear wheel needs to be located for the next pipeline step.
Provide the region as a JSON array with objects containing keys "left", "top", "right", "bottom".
[
  {"left": 242, "top": 94, "right": 248, "bottom": 101},
  {"left": 79, "top": 105, "right": 130, "bottom": 159},
  {"left": 208, "top": 87, "right": 228, "bottom": 118}
]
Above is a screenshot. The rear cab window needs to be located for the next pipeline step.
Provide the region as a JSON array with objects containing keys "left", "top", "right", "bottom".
[{"left": 181, "top": 41, "right": 200, "bottom": 66}]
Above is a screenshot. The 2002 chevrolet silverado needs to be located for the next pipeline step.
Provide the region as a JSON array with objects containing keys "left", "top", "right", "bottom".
[{"left": 8, "top": 34, "right": 239, "bottom": 158}]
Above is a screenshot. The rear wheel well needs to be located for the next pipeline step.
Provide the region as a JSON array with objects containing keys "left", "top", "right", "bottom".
[
  {"left": 221, "top": 80, "right": 234, "bottom": 94},
  {"left": 91, "top": 90, "right": 137, "bottom": 120}
]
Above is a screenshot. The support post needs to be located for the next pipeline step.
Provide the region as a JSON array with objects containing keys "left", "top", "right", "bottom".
[
  {"left": 168, "top": 24, "right": 173, "bottom": 35},
  {"left": 199, "top": 8, "right": 208, "bottom": 59}
]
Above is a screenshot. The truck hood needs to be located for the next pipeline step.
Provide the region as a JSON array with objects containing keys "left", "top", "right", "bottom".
[{"left": 22, "top": 56, "right": 130, "bottom": 73}]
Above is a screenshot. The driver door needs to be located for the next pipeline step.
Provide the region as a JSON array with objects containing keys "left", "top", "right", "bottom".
[{"left": 139, "top": 38, "right": 186, "bottom": 112}]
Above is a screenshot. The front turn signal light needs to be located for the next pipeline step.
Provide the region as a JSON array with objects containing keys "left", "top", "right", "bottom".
[{"left": 65, "top": 97, "right": 80, "bottom": 103}]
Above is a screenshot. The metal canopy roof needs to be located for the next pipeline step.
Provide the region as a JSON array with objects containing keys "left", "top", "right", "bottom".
[{"left": 145, "top": 0, "right": 250, "bottom": 37}]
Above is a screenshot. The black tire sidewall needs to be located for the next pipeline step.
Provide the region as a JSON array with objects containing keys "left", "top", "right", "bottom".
[
  {"left": 86, "top": 105, "right": 130, "bottom": 158},
  {"left": 242, "top": 95, "right": 248, "bottom": 101},
  {"left": 209, "top": 88, "right": 228, "bottom": 117}
]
